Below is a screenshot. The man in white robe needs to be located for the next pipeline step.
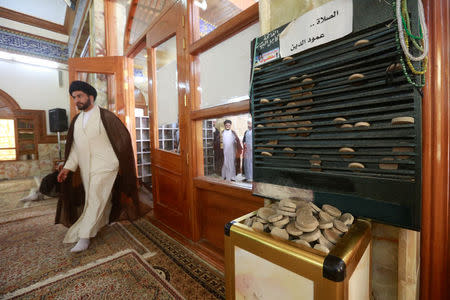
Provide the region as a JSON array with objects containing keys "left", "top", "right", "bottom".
[
  {"left": 221, "top": 120, "right": 242, "bottom": 181},
  {"left": 243, "top": 119, "right": 253, "bottom": 182},
  {"left": 58, "top": 81, "right": 119, "bottom": 252}
]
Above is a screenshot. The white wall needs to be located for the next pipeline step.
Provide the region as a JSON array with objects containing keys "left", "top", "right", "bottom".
[{"left": 0, "top": 60, "right": 70, "bottom": 134}]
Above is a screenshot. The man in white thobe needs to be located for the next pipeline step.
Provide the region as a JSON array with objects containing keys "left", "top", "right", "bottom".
[
  {"left": 58, "top": 81, "right": 119, "bottom": 252},
  {"left": 243, "top": 119, "right": 253, "bottom": 182},
  {"left": 221, "top": 120, "right": 242, "bottom": 181}
]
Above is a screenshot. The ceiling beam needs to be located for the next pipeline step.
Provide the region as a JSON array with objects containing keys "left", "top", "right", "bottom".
[{"left": 0, "top": 6, "right": 67, "bottom": 35}]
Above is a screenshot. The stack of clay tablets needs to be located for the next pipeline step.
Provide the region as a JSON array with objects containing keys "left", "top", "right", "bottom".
[{"left": 242, "top": 200, "right": 354, "bottom": 254}]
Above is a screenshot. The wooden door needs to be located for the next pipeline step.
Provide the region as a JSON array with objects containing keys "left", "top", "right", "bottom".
[
  {"left": 68, "top": 56, "right": 135, "bottom": 136},
  {"left": 147, "top": 1, "right": 190, "bottom": 237}
]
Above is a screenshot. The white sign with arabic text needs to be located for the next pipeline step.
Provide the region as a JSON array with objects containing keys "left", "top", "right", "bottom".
[{"left": 279, "top": 0, "right": 353, "bottom": 57}]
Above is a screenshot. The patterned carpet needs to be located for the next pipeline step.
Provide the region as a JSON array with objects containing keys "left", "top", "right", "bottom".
[
  {"left": 0, "top": 206, "right": 225, "bottom": 299},
  {"left": 4, "top": 250, "right": 184, "bottom": 300},
  {"left": 0, "top": 177, "right": 58, "bottom": 216},
  {"left": 125, "top": 218, "right": 226, "bottom": 300},
  {"left": 0, "top": 213, "right": 152, "bottom": 296}
]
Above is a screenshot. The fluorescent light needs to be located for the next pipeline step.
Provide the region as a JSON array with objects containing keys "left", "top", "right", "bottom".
[{"left": 0, "top": 51, "right": 67, "bottom": 70}]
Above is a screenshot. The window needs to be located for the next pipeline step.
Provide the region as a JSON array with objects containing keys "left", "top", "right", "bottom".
[
  {"left": 0, "top": 119, "right": 16, "bottom": 160},
  {"left": 202, "top": 113, "right": 252, "bottom": 188}
]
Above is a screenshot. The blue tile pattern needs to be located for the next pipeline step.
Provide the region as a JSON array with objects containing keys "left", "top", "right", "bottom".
[
  {"left": 0, "top": 27, "right": 68, "bottom": 63},
  {"left": 199, "top": 18, "right": 216, "bottom": 37}
]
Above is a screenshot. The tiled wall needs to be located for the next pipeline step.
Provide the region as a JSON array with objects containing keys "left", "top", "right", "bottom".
[{"left": 0, "top": 143, "right": 64, "bottom": 180}]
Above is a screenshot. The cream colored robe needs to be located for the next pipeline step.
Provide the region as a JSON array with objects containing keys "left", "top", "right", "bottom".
[{"left": 63, "top": 105, "right": 119, "bottom": 243}]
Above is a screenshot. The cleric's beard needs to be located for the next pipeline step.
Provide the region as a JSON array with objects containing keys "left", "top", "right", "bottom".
[{"left": 77, "top": 99, "right": 91, "bottom": 110}]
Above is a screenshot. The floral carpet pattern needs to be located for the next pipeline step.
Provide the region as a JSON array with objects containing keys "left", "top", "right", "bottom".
[
  {"left": 0, "top": 202, "right": 225, "bottom": 299},
  {"left": 125, "top": 218, "right": 226, "bottom": 300},
  {"left": 4, "top": 250, "right": 184, "bottom": 300},
  {"left": 0, "top": 213, "right": 152, "bottom": 296}
]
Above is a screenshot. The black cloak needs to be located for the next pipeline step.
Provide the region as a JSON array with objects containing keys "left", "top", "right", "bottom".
[{"left": 55, "top": 107, "right": 150, "bottom": 227}]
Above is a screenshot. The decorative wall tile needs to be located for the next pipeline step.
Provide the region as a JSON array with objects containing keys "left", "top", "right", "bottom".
[{"left": 0, "top": 27, "right": 68, "bottom": 63}]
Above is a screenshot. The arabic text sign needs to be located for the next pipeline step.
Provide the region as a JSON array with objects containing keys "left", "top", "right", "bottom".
[{"left": 279, "top": 0, "right": 353, "bottom": 57}]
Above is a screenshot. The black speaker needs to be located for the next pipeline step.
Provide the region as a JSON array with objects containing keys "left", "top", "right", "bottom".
[{"left": 49, "top": 108, "right": 68, "bottom": 132}]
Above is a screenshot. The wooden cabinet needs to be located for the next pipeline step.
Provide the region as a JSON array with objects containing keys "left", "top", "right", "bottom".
[
  {"left": 136, "top": 116, "right": 151, "bottom": 188},
  {"left": 16, "top": 117, "right": 38, "bottom": 160}
]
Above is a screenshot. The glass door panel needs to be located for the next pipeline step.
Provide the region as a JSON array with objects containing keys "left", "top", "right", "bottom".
[
  {"left": 78, "top": 72, "right": 116, "bottom": 113},
  {"left": 155, "top": 36, "right": 179, "bottom": 153}
]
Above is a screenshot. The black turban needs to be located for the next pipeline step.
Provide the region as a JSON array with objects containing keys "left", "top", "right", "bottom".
[
  {"left": 224, "top": 119, "right": 232, "bottom": 125},
  {"left": 69, "top": 80, "right": 97, "bottom": 100}
]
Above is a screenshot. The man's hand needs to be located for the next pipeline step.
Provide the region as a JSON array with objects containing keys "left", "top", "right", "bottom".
[{"left": 57, "top": 168, "right": 70, "bottom": 183}]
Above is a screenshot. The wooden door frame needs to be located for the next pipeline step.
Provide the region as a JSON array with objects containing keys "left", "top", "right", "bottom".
[
  {"left": 420, "top": 1, "right": 449, "bottom": 299},
  {"left": 146, "top": 1, "right": 191, "bottom": 238},
  {"left": 68, "top": 56, "right": 136, "bottom": 158}
]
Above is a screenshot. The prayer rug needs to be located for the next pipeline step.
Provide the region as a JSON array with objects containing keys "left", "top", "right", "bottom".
[
  {"left": 0, "top": 214, "right": 154, "bottom": 296},
  {"left": 124, "top": 218, "right": 226, "bottom": 300},
  {"left": 3, "top": 250, "right": 184, "bottom": 299}
]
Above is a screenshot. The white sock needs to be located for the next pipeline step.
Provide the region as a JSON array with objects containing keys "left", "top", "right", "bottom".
[
  {"left": 70, "top": 238, "right": 90, "bottom": 252},
  {"left": 19, "top": 189, "right": 39, "bottom": 202}
]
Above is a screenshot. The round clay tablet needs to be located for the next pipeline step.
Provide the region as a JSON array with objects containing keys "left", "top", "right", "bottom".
[
  {"left": 339, "top": 147, "right": 355, "bottom": 158},
  {"left": 252, "top": 221, "right": 264, "bottom": 232},
  {"left": 309, "top": 202, "right": 322, "bottom": 213},
  {"left": 295, "top": 239, "right": 311, "bottom": 248},
  {"left": 319, "top": 220, "right": 334, "bottom": 229},
  {"left": 348, "top": 162, "right": 365, "bottom": 170},
  {"left": 322, "top": 204, "right": 342, "bottom": 217},
  {"left": 314, "top": 243, "right": 330, "bottom": 254},
  {"left": 273, "top": 216, "right": 290, "bottom": 228},
  {"left": 286, "top": 221, "right": 303, "bottom": 236},
  {"left": 392, "top": 147, "right": 414, "bottom": 159},
  {"left": 391, "top": 116, "right": 414, "bottom": 125},
  {"left": 257, "top": 207, "right": 276, "bottom": 220},
  {"left": 333, "top": 219, "right": 349, "bottom": 233},
  {"left": 379, "top": 157, "right": 398, "bottom": 170},
  {"left": 300, "top": 228, "right": 321, "bottom": 242},
  {"left": 318, "top": 233, "right": 334, "bottom": 249},
  {"left": 333, "top": 117, "right": 347, "bottom": 122},
  {"left": 319, "top": 210, "right": 335, "bottom": 222},
  {"left": 260, "top": 98, "right": 270, "bottom": 104},
  {"left": 270, "top": 227, "right": 289, "bottom": 240},
  {"left": 348, "top": 73, "right": 365, "bottom": 81},
  {"left": 354, "top": 121, "right": 370, "bottom": 127},
  {"left": 277, "top": 209, "right": 297, "bottom": 217},
  {"left": 340, "top": 213, "right": 354, "bottom": 226},
  {"left": 268, "top": 213, "right": 283, "bottom": 223},
  {"left": 354, "top": 39, "right": 370, "bottom": 47},
  {"left": 279, "top": 199, "right": 296, "bottom": 209},
  {"left": 323, "top": 228, "right": 340, "bottom": 244}
]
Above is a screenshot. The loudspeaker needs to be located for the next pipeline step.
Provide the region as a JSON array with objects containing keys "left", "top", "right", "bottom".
[{"left": 49, "top": 108, "right": 68, "bottom": 132}]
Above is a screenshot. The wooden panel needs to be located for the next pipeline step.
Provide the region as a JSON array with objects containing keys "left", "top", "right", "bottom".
[
  {"left": 0, "top": 7, "right": 67, "bottom": 35},
  {"left": 154, "top": 166, "right": 188, "bottom": 236},
  {"left": 421, "top": 1, "right": 450, "bottom": 299},
  {"left": 146, "top": 4, "right": 178, "bottom": 47},
  {"left": 190, "top": 99, "right": 250, "bottom": 120},
  {"left": 152, "top": 149, "right": 182, "bottom": 174},
  {"left": 15, "top": 109, "right": 65, "bottom": 144},
  {"left": 195, "top": 177, "right": 263, "bottom": 251},
  {"left": 189, "top": 3, "right": 258, "bottom": 55},
  {"left": 104, "top": 0, "right": 119, "bottom": 56},
  {"left": 124, "top": 0, "right": 139, "bottom": 50}
]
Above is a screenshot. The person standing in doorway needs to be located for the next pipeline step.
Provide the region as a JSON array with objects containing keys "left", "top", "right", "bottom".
[
  {"left": 242, "top": 119, "right": 253, "bottom": 182},
  {"left": 56, "top": 80, "right": 149, "bottom": 252},
  {"left": 212, "top": 120, "right": 223, "bottom": 176},
  {"left": 221, "top": 119, "right": 242, "bottom": 181}
]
